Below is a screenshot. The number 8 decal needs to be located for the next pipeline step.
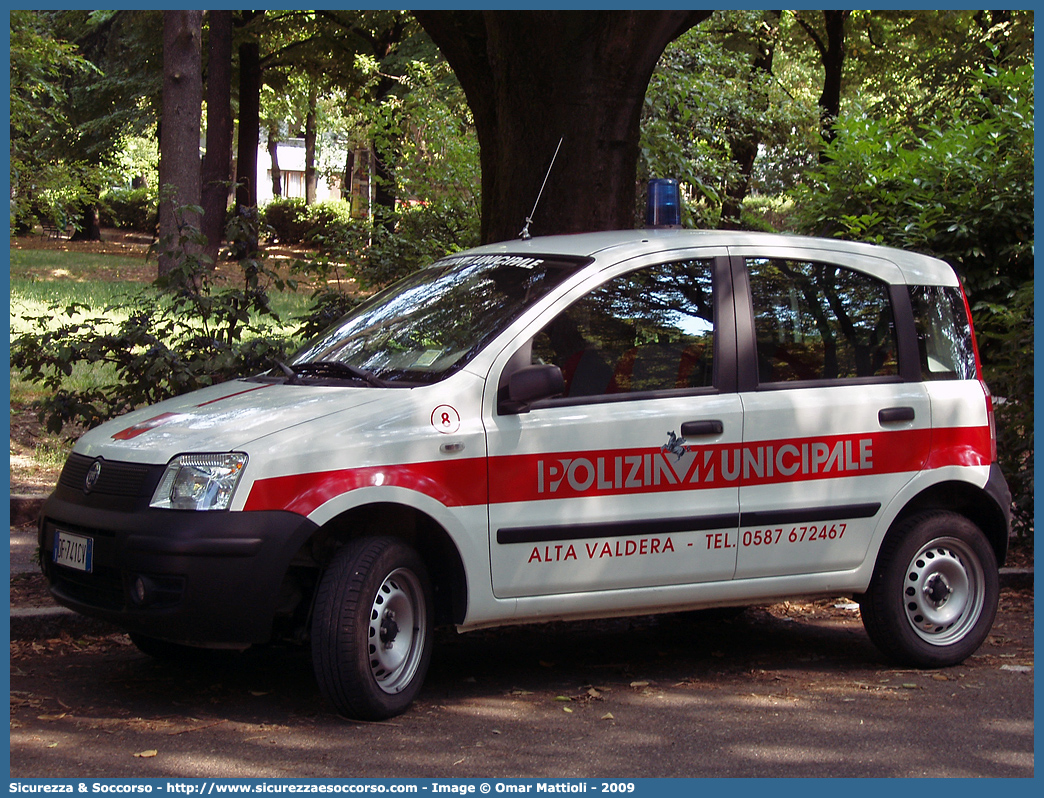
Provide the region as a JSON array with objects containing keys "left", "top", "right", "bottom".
[{"left": 431, "top": 405, "right": 460, "bottom": 434}]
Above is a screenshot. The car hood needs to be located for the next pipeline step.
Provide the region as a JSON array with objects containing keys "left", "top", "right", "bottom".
[{"left": 72, "top": 380, "right": 388, "bottom": 465}]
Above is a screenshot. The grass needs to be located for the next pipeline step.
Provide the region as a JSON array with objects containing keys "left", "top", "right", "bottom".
[
  {"left": 10, "top": 259, "right": 314, "bottom": 337},
  {"left": 10, "top": 247, "right": 152, "bottom": 280}
]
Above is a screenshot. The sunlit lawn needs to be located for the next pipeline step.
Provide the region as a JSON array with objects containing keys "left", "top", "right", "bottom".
[
  {"left": 10, "top": 247, "right": 314, "bottom": 404},
  {"left": 10, "top": 248, "right": 313, "bottom": 336}
]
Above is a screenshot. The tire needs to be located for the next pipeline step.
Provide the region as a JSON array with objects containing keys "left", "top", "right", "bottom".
[
  {"left": 311, "top": 537, "right": 434, "bottom": 720},
  {"left": 860, "top": 511, "right": 998, "bottom": 668}
]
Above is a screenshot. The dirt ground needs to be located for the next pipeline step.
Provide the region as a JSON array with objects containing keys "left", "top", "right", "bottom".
[
  {"left": 9, "top": 410, "right": 71, "bottom": 494},
  {"left": 9, "top": 587, "right": 1035, "bottom": 778}
]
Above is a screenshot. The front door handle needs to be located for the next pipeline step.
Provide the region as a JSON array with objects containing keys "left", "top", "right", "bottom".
[
  {"left": 681, "top": 420, "right": 724, "bottom": 436},
  {"left": 879, "top": 406, "right": 916, "bottom": 424}
]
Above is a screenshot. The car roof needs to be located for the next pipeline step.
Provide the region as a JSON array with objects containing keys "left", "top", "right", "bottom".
[{"left": 463, "top": 229, "right": 959, "bottom": 286}]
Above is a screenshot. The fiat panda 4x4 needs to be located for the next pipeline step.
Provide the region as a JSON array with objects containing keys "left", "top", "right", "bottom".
[{"left": 40, "top": 229, "right": 1011, "bottom": 720}]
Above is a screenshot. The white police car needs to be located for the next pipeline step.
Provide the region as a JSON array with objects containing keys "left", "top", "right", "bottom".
[{"left": 40, "top": 228, "right": 1010, "bottom": 720}]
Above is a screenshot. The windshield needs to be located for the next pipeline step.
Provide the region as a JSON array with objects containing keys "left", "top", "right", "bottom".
[{"left": 289, "top": 253, "right": 587, "bottom": 385}]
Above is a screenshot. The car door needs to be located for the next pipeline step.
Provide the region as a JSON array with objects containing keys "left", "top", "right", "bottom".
[
  {"left": 731, "top": 249, "right": 931, "bottom": 580},
  {"left": 484, "top": 252, "right": 744, "bottom": 599}
]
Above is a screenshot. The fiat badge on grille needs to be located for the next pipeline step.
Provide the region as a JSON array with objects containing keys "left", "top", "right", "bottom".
[{"left": 84, "top": 460, "right": 102, "bottom": 493}]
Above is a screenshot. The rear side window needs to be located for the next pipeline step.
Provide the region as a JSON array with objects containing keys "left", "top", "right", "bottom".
[
  {"left": 532, "top": 259, "right": 715, "bottom": 398},
  {"left": 747, "top": 258, "right": 898, "bottom": 384},
  {"left": 910, "top": 285, "right": 977, "bottom": 380}
]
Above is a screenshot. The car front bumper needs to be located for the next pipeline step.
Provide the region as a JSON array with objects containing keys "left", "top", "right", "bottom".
[{"left": 38, "top": 483, "right": 318, "bottom": 646}]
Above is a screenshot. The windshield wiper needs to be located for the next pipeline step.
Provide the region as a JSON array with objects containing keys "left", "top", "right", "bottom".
[{"left": 278, "top": 360, "right": 386, "bottom": 388}]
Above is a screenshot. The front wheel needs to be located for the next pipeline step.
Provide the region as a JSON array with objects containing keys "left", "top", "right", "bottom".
[
  {"left": 311, "top": 537, "right": 433, "bottom": 720},
  {"left": 859, "top": 512, "right": 998, "bottom": 668}
]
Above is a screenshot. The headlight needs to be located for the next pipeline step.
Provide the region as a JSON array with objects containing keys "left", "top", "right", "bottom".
[{"left": 150, "top": 453, "right": 248, "bottom": 511}]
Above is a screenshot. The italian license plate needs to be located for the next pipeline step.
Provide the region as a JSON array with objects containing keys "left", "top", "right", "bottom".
[{"left": 53, "top": 529, "right": 93, "bottom": 572}]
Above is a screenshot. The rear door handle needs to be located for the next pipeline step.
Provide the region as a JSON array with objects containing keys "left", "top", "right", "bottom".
[
  {"left": 879, "top": 406, "right": 915, "bottom": 424},
  {"left": 681, "top": 420, "right": 724, "bottom": 436}
]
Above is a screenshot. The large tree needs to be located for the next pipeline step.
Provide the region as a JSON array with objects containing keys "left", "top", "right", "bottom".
[
  {"left": 200, "top": 10, "right": 234, "bottom": 264},
  {"left": 157, "top": 10, "right": 202, "bottom": 276},
  {"left": 235, "top": 11, "right": 264, "bottom": 213},
  {"left": 413, "top": 10, "right": 709, "bottom": 244},
  {"left": 793, "top": 10, "right": 850, "bottom": 147}
]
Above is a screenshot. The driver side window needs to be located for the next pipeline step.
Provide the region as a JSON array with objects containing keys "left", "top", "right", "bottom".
[{"left": 531, "top": 259, "right": 715, "bottom": 399}]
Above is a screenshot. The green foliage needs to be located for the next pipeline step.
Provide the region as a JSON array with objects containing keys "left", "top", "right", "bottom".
[
  {"left": 302, "top": 201, "right": 355, "bottom": 249},
  {"left": 366, "top": 202, "right": 478, "bottom": 288},
  {"left": 976, "top": 282, "right": 1033, "bottom": 537},
  {"left": 795, "top": 66, "right": 1033, "bottom": 304},
  {"left": 289, "top": 249, "right": 361, "bottom": 341},
  {"left": 290, "top": 200, "right": 477, "bottom": 340},
  {"left": 289, "top": 54, "right": 480, "bottom": 338},
  {"left": 10, "top": 11, "right": 161, "bottom": 235},
  {"left": 98, "top": 186, "right": 157, "bottom": 232},
  {"left": 262, "top": 197, "right": 310, "bottom": 244},
  {"left": 640, "top": 11, "right": 820, "bottom": 228},
  {"left": 262, "top": 198, "right": 355, "bottom": 249},
  {"left": 9, "top": 11, "right": 99, "bottom": 233},
  {"left": 11, "top": 210, "right": 296, "bottom": 434},
  {"left": 357, "top": 56, "right": 480, "bottom": 221},
  {"left": 842, "top": 10, "right": 1034, "bottom": 126}
]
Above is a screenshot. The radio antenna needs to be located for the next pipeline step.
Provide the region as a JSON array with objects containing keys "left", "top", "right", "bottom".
[{"left": 519, "top": 137, "right": 563, "bottom": 240}]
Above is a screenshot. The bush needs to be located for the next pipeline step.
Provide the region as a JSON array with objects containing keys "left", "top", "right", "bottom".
[
  {"left": 977, "top": 281, "right": 1034, "bottom": 538},
  {"left": 261, "top": 197, "right": 309, "bottom": 244},
  {"left": 261, "top": 198, "right": 356, "bottom": 250},
  {"left": 289, "top": 198, "right": 478, "bottom": 340},
  {"left": 302, "top": 200, "right": 355, "bottom": 249},
  {"left": 99, "top": 186, "right": 157, "bottom": 232}
]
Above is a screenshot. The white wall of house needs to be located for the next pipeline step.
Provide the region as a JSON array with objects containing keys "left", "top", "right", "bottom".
[{"left": 255, "top": 138, "right": 344, "bottom": 206}]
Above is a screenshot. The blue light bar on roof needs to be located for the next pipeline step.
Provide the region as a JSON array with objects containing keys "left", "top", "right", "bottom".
[{"left": 646, "top": 178, "right": 682, "bottom": 228}]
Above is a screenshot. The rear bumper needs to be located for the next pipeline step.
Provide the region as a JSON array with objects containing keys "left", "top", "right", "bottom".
[
  {"left": 985, "top": 462, "right": 1013, "bottom": 564},
  {"left": 39, "top": 489, "right": 318, "bottom": 645}
]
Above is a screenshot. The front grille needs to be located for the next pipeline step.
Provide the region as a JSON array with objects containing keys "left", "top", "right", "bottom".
[
  {"left": 49, "top": 519, "right": 115, "bottom": 540},
  {"left": 59, "top": 453, "right": 153, "bottom": 497},
  {"left": 51, "top": 563, "right": 125, "bottom": 610}
]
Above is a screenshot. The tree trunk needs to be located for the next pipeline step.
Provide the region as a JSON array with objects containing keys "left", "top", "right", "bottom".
[
  {"left": 721, "top": 11, "right": 779, "bottom": 230},
  {"left": 414, "top": 11, "right": 709, "bottom": 244},
  {"left": 268, "top": 128, "right": 282, "bottom": 197},
  {"left": 158, "top": 10, "right": 203, "bottom": 277},
  {"left": 70, "top": 205, "right": 101, "bottom": 241},
  {"left": 795, "top": 10, "right": 850, "bottom": 151},
  {"left": 234, "top": 12, "right": 263, "bottom": 213},
  {"left": 201, "top": 9, "right": 233, "bottom": 266},
  {"left": 304, "top": 84, "right": 318, "bottom": 205},
  {"left": 818, "top": 11, "right": 848, "bottom": 141}
]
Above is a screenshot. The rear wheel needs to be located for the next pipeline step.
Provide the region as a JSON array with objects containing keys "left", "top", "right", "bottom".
[
  {"left": 311, "top": 537, "right": 433, "bottom": 720},
  {"left": 860, "top": 512, "right": 998, "bottom": 667}
]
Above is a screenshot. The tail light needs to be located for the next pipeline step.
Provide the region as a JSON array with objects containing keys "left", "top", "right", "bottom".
[
  {"left": 958, "top": 279, "right": 997, "bottom": 464},
  {"left": 983, "top": 383, "right": 999, "bottom": 464}
]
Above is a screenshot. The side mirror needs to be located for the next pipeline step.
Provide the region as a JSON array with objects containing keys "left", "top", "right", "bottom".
[{"left": 499, "top": 364, "right": 565, "bottom": 415}]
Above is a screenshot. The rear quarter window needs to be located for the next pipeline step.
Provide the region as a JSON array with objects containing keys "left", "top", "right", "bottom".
[{"left": 909, "top": 285, "right": 977, "bottom": 380}]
